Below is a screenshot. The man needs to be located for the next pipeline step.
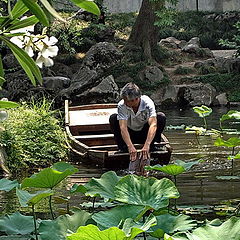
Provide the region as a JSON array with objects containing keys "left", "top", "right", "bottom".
[{"left": 109, "top": 82, "right": 166, "bottom": 162}]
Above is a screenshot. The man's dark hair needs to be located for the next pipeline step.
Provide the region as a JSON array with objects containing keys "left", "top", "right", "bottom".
[{"left": 120, "top": 82, "right": 141, "bottom": 100}]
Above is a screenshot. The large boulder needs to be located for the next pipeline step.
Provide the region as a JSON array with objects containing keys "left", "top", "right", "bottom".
[
  {"left": 155, "top": 83, "right": 217, "bottom": 107},
  {"left": 138, "top": 66, "right": 164, "bottom": 83}
]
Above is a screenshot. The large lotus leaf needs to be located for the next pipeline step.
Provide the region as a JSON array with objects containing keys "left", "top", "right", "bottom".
[
  {"left": 84, "top": 171, "right": 121, "bottom": 200},
  {"left": 67, "top": 224, "right": 141, "bottom": 240},
  {"left": 0, "top": 236, "right": 29, "bottom": 239},
  {"left": 70, "top": 184, "right": 87, "bottom": 194},
  {"left": 0, "top": 212, "right": 34, "bottom": 235},
  {"left": 92, "top": 205, "right": 146, "bottom": 229},
  {"left": 193, "top": 105, "right": 212, "bottom": 118},
  {"left": 122, "top": 214, "right": 156, "bottom": 237},
  {"left": 214, "top": 137, "right": 240, "bottom": 148},
  {"left": 39, "top": 209, "right": 91, "bottom": 240},
  {"left": 0, "top": 179, "right": 19, "bottom": 192},
  {"left": 220, "top": 110, "right": 240, "bottom": 122},
  {"left": 114, "top": 175, "right": 179, "bottom": 210},
  {"left": 150, "top": 214, "right": 197, "bottom": 238},
  {"left": 174, "top": 160, "right": 200, "bottom": 171},
  {"left": 167, "top": 216, "right": 240, "bottom": 240},
  {"left": 16, "top": 188, "right": 53, "bottom": 207},
  {"left": 146, "top": 164, "right": 185, "bottom": 176},
  {"left": 21, "top": 162, "right": 78, "bottom": 189}
]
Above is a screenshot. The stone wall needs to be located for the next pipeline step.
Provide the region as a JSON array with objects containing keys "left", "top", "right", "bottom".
[{"left": 53, "top": 0, "right": 240, "bottom": 13}]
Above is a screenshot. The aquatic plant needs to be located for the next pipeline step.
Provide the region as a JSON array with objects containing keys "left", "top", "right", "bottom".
[
  {"left": 192, "top": 105, "right": 212, "bottom": 130},
  {"left": 220, "top": 110, "right": 240, "bottom": 131}
]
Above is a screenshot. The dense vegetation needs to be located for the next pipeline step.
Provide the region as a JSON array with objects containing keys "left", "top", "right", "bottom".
[{"left": 0, "top": 100, "right": 68, "bottom": 174}]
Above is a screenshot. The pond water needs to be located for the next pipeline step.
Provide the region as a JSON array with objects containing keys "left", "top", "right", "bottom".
[{"left": 1, "top": 106, "right": 240, "bottom": 217}]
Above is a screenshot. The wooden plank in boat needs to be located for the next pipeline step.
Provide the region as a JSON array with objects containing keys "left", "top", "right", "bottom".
[{"left": 69, "top": 108, "right": 117, "bottom": 126}]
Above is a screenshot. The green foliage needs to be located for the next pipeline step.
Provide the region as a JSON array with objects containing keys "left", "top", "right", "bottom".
[
  {"left": 0, "top": 179, "right": 19, "bottom": 192},
  {"left": 0, "top": 212, "right": 34, "bottom": 236},
  {"left": 220, "top": 110, "right": 240, "bottom": 122},
  {"left": 0, "top": 100, "right": 68, "bottom": 174},
  {"left": 158, "top": 11, "right": 239, "bottom": 50},
  {"left": 174, "top": 66, "right": 194, "bottom": 75},
  {"left": 193, "top": 105, "right": 212, "bottom": 118},
  {"left": 219, "top": 21, "right": 240, "bottom": 56},
  {"left": 192, "top": 73, "right": 240, "bottom": 101}
]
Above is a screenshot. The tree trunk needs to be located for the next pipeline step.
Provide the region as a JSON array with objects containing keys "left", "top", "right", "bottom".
[{"left": 125, "top": 0, "right": 165, "bottom": 61}]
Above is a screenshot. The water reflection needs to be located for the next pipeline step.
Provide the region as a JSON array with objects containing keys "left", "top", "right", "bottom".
[{"left": 1, "top": 107, "right": 240, "bottom": 215}]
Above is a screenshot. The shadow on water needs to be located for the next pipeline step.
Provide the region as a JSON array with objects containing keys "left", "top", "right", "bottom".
[{"left": 1, "top": 107, "right": 240, "bottom": 216}]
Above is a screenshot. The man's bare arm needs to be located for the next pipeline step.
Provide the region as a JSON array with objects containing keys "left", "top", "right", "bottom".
[
  {"left": 119, "top": 119, "right": 137, "bottom": 161},
  {"left": 140, "top": 116, "right": 157, "bottom": 160}
]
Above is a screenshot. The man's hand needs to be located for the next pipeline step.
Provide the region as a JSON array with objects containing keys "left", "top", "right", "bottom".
[
  {"left": 139, "top": 144, "right": 150, "bottom": 160},
  {"left": 128, "top": 145, "right": 138, "bottom": 161}
]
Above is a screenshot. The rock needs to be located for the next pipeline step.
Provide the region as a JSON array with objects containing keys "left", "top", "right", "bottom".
[
  {"left": 2, "top": 54, "right": 20, "bottom": 70},
  {"left": 138, "top": 66, "right": 164, "bottom": 83},
  {"left": 74, "top": 75, "right": 119, "bottom": 104},
  {"left": 160, "top": 83, "right": 217, "bottom": 107},
  {"left": 158, "top": 37, "right": 186, "bottom": 49},
  {"left": 44, "top": 62, "right": 74, "bottom": 78},
  {"left": 43, "top": 77, "right": 71, "bottom": 93},
  {"left": 80, "top": 42, "right": 122, "bottom": 75},
  {"left": 214, "top": 93, "right": 229, "bottom": 106}
]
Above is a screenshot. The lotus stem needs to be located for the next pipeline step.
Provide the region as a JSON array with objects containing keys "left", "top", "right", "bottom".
[
  {"left": 143, "top": 214, "right": 147, "bottom": 240},
  {"left": 174, "top": 175, "right": 177, "bottom": 210},
  {"left": 231, "top": 147, "right": 235, "bottom": 175},
  {"left": 92, "top": 196, "right": 96, "bottom": 213},
  {"left": 32, "top": 205, "right": 38, "bottom": 240},
  {"left": 203, "top": 117, "right": 207, "bottom": 130},
  {"left": 49, "top": 195, "right": 54, "bottom": 220}
]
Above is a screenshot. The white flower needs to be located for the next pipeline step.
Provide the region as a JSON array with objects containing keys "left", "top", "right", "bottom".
[
  {"left": 10, "top": 16, "right": 34, "bottom": 34},
  {"left": 10, "top": 36, "right": 25, "bottom": 48},
  {"left": 35, "top": 54, "right": 54, "bottom": 68}
]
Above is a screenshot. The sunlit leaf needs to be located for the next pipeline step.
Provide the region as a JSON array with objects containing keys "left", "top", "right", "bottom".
[
  {"left": 22, "top": 0, "right": 49, "bottom": 26},
  {"left": 115, "top": 175, "right": 179, "bottom": 210},
  {"left": 214, "top": 137, "right": 240, "bottom": 148},
  {"left": 70, "top": 183, "right": 87, "bottom": 194},
  {"left": 92, "top": 205, "right": 146, "bottom": 230},
  {"left": 185, "top": 126, "right": 206, "bottom": 135},
  {"left": 40, "top": 0, "right": 66, "bottom": 22},
  {"left": 174, "top": 160, "right": 200, "bottom": 171},
  {"left": 11, "top": 0, "right": 28, "bottom": 19},
  {"left": 150, "top": 214, "right": 197, "bottom": 238},
  {"left": 168, "top": 216, "right": 240, "bottom": 240},
  {"left": 6, "top": 16, "right": 38, "bottom": 32},
  {"left": 220, "top": 110, "right": 240, "bottom": 122},
  {"left": 70, "top": 0, "right": 100, "bottom": 16},
  {"left": 16, "top": 188, "right": 53, "bottom": 207},
  {"left": 84, "top": 171, "right": 121, "bottom": 199},
  {"left": 146, "top": 164, "right": 185, "bottom": 176},
  {"left": 39, "top": 209, "right": 91, "bottom": 240},
  {"left": 0, "top": 100, "right": 19, "bottom": 109},
  {"left": 21, "top": 162, "right": 78, "bottom": 189},
  {"left": 193, "top": 105, "right": 212, "bottom": 118},
  {"left": 0, "top": 212, "right": 34, "bottom": 235},
  {"left": 0, "top": 179, "right": 19, "bottom": 192},
  {"left": 67, "top": 224, "right": 137, "bottom": 240}
]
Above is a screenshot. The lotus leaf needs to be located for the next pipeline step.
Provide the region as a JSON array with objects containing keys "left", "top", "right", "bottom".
[
  {"left": 146, "top": 164, "right": 185, "bottom": 176},
  {"left": 114, "top": 175, "right": 179, "bottom": 210},
  {"left": 150, "top": 214, "right": 197, "bottom": 238},
  {"left": 0, "top": 100, "right": 19, "bottom": 109},
  {"left": 185, "top": 126, "right": 206, "bottom": 135},
  {"left": 0, "top": 236, "right": 29, "bottom": 239},
  {"left": 0, "top": 212, "right": 34, "bottom": 235},
  {"left": 21, "top": 162, "right": 78, "bottom": 189},
  {"left": 216, "top": 176, "right": 240, "bottom": 180},
  {"left": 39, "top": 209, "right": 91, "bottom": 240},
  {"left": 80, "top": 201, "right": 115, "bottom": 209},
  {"left": 92, "top": 205, "right": 146, "bottom": 229},
  {"left": 220, "top": 110, "right": 240, "bottom": 122},
  {"left": 174, "top": 160, "right": 200, "bottom": 171},
  {"left": 16, "top": 188, "right": 53, "bottom": 207},
  {"left": 193, "top": 105, "right": 212, "bottom": 118},
  {"left": 67, "top": 224, "right": 142, "bottom": 240},
  {"left": 70, "top": 184, "right": 87, "bottom": 194},
  {"left": 0, "top": 179, "right": 19, "bottom": 192},
  {"left": 167, "top": 216, "right": 240, "bottom": 240},
  {"left": 214, "top": 137, "right": 240, "bottom": 148},
  {"left": 84, "top": 171, "right": 121, "bottom": 200}
]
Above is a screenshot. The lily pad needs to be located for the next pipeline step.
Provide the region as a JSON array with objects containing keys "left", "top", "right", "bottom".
[
  {"left": 168, "top": 216, "right": 240, "bottom": 240},
  {"left": 21, "top": 162, "right": 78, "bottom": 189},
  {"left": 193, "top": 105, "right": 212, "bottom": 118},
  {"left": 39, "top": 209, "right": 91, "bottom": 240},
  {"left": 214, "top": 137, "right": 240, "bottom": 148},
  {"left": 146, "top": 164, "right": 185, "bottom": 176},
  {"left": 150, "top": 214, "right": 197, "bottom": 238},
  {"left": 216, "top": 176, "right": 240, "bottom": 180},
  {"left": 84, "top": 171, "right": 121, "bottom": 200},
  {"left": 0, "top": 212, "right": 34, "bottom": 235},
  {"left": 114, "top": 175, "right": 179, "bottom": 210},
  {"left": 16, "top": 188, "right": 53, "bottom": 207},
  {"left": 0, "top": 179, "right": 19, "bottom": 192},
  {"left": 92, "top": 205, "right": 146, "bottom": 229},
  {"left": 220, "top": 110, "right": 240, "bottom": 122}
]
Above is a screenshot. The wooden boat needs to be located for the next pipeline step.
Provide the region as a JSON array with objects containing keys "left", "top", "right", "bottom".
[{"left": 65, "top": 100, "right": 172, "bottom": 169}]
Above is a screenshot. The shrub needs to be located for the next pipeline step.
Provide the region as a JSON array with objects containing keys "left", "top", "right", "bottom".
[{"left": 0, "top": 100, "right": 68, "bottom": 174}]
